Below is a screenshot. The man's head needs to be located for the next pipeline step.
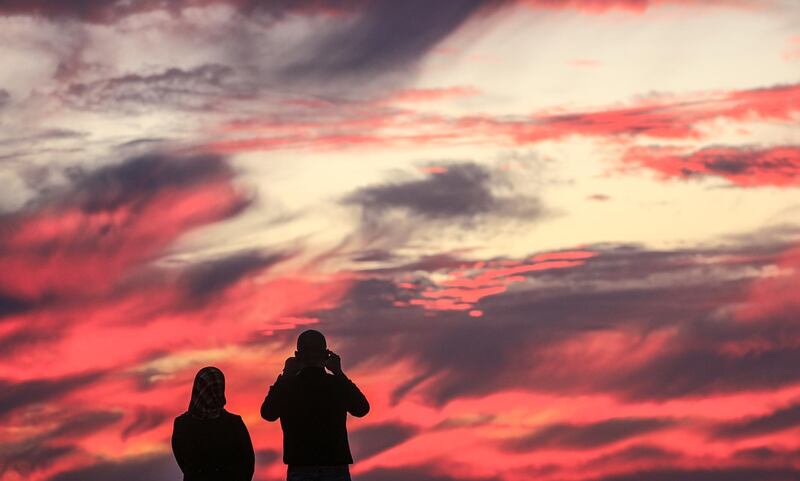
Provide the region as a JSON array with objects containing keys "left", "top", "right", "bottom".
[{"left": 295, "top": 329, "right": 329, "bottom": 366}]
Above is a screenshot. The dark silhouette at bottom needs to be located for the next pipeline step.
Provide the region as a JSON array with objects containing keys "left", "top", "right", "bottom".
[
  {"left": 262, "top": 329, "right": 370, "bottom": 481},
  {"left": 172, "top": 366, "right": 255, "bottom": 481}
]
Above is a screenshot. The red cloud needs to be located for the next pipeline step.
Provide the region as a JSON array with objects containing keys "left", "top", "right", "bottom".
[
  {"left": 0, "top": 154, "right": 354, "bottom": 480},
  {"left": 624, "top": 145, "right": 800, "bottom": 187},
  {"left": 0, "top": 156, "right": 247, "bottom": 300},
  {"left": 738, "top": 244, "right": 800, "bottom": 321},
  {"left": 460, "top": 83, "right": 800, "bottom": 144},
  {"left": 209, "top": 83, "right": 800, "bottom": 154},
  {"left": 395, "top": 249, "right": 596, "bottom": 313},
  {"left": 0, "top": 153, "right": 353, "bottom": 378}
]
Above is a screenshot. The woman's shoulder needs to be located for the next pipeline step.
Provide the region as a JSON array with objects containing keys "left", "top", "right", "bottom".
[
  {"left": 173, "top": 410, "right": 242, "bottom": 425},
  {"left": 174, "top": 411, "right": 191, "bottom": 424},
  {"left": 221, "top": 410, "right": 243, "bottom": 422}
]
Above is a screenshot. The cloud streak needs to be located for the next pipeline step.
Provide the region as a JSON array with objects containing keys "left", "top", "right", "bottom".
[
  {"left": 0, "top": 372, "right": 105, "bottom": 420},
  {"left": 624, "top": 145, "right": 800, "bottom": 187},
  {"left": 502, "top": 418, "right": 673, "bottom": 451}
]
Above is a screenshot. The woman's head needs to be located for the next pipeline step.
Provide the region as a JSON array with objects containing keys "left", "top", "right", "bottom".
[{"left": 188, "top": 366, "right": 226, "bottom": 419}]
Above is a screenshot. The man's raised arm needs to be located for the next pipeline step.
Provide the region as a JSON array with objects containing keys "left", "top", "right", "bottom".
[
  {"left": 341, "top": 374, "right": 369, "bottom": 417},
  {"left": 326, "top": 351, "right": 370, "bottom": 417},
  {"left": 261, "top": 357, "right": 298, "bottom": 421}
]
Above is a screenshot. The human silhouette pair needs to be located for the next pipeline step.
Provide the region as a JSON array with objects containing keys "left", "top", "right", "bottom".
[{"left": 171, "top": 330, "right": 369, "bottom": 481}]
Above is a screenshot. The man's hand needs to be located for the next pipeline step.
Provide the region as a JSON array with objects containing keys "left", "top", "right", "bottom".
[
  {"left": 324, "top": 350, "right": 343, "bottom": 376},
  {"left": 282, "top": 356, "right": 300, "bottom": 376}
]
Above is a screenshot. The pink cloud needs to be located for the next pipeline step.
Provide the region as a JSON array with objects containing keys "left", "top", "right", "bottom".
[
  {"left": 394, "top": 250, "right": 597, "bottom": 313},
  {"left": 0, "top": 154, "right": 354, "bottom": 480},
  {"left": 519, "top": 0, "right": 767, "bottom": 14},
  {"left": 207, "top": 83, "right": 800, "bottom": 154},
  {"left": 737, "top": 244, "right": 800, "bottom": 321},
  {"left": 624, "top": 145, "right": 800, "bottom": 187}
]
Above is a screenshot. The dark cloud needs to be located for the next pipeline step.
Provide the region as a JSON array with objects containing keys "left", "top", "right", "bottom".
[
  {"left": 349, "top": 422, "right": 418, "bottom": 461},
  {"left": 625, "top": 145, "right": 800, "bottom": 187},
  {"left": 712, "top": 400, "right": 800, "bottom": 439},
  {"left": 0, "top": 294, "right": 36, "bottom": 318},
  {"left": 701, "top": 147, "right": 798, "bottom": 176},
  {"left": 704, "top": 158, "right": 751, "bottom": 175},
  {"left": 255, "top": 448, "right": 280, "bottom": 466},
  {"left": 582, "top": 467, "right": 800, "bottom": 481},
  {"left": 115, "top": 138, "right": 170, "bottom": 149},
  {"left": 0, "top": 0, "right": 303, "bottom": 23},
  {"left": 312, "top": 239, "right": 800, "bottom": 406},
  {"left": 0, "top": 0, "right": 358, "bottom": 23},
  {"left": 0, "top": 0, "right": 152, "bottom": 22},
  {"left": 345, "top": 284, "right": 715, "bottom": 404},
  {"left": 281, "top": 1, "right": 501, "bottom": 82},
  {"left": 0, "top": 371, "right": 104, "bottom": 419},
  {"left": 47, "top": 453, "right": 180, "bottom": 481},
  {"left": 181, "top": 251, "right": 287, "bottom": 300},
  {"left": 610, "top": 342, "right": 800, "bottom": 401},
  {"left": 345, "top": 162, "right": 541, "bottom": 224},
  {"left": 433, "top": 413, "right": 495, "bottom": 430},
  {"left": 0, "top": 410, "right": 121, "bottom": 477},
  {"left": 358, "top": 464, "right": 500, "bottom": 481},
  {"left": 0, "top": 0, "right": 743, "bottom": 25},
  {"left": 69, "top": 151, "right": 240, "bottom": 212},
  {"left": 50, "top": 410, "right": 122, "bottom": 439},
  {"left": 4, "top": 2, "right": 503, "bottom": 105},
  {"left": 502, "top": 418, "right": 672, "bottom": 451},
  {"left": 0, "top": 329, "right": 55, "bottom": 360},
  {"left": 120, "top": 407, "right": 168, "bottom": 440},
  {"left": 351, "top": 249, "right": 398, "bottom": 263},
  {"left": 709, "top": 145, "right": 800, "bottom": 184},
  {"left": 733, "top": 446, "right": 800, "bottom": 463},
  {"left": 0, "top": 444, "right": 74, "bottom": 477},
  {"left": 0, "top": 129, "right": 86, "bottom": 148},
  {"left": 0, "top": 151, "right": 250, "bottom": 305},
  {"left": 63, "top": 64, "right": 237, "bottom": 112},
  {"left": 1, "top": 1, "right": 499, "bottom": 83},
  {"left": 585, "top": 444, "right": 679, "bottom": 467},
  {"left": 0, "top": 89, "right": 9, "bottom": 109}
]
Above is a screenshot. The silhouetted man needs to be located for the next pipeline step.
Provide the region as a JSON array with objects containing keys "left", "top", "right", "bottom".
[{"left": 262, "top": 329, "right": 369, "bottom": 481}]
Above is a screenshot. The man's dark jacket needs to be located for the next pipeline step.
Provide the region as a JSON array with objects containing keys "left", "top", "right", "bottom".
[
  {"left": 261, "top": 366, "right": 369, "bottom": 466},
  {"left": 171, "top": 410, "right": 255, "bottom": 481}
]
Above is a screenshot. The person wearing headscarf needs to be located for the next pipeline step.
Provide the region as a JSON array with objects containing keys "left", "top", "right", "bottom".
[{"left": 172, "top": 366, "right": 255, "bottom": 481}]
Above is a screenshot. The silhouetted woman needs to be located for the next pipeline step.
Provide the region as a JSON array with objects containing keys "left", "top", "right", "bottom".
[{"left": 172, "top": 366, "right": 255, "bottom": 481}]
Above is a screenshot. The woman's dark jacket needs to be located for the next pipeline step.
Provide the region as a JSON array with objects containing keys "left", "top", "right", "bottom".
[{"left": 171, "top": 409, "right": 255, "bottom": 481}]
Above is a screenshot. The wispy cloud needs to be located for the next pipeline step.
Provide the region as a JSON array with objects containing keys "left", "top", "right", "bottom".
[{"left": 624, "top": 145, "right": 800, "bottom": 187}]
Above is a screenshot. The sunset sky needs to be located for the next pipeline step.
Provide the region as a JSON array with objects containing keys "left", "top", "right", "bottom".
[{"left": 1, "top": 1, "right": 800, "bottom": 480}]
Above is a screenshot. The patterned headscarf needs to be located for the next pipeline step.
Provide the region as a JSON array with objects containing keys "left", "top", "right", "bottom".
[{"left": 188, "top": 366, "right": 226, "bottom": 419}]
